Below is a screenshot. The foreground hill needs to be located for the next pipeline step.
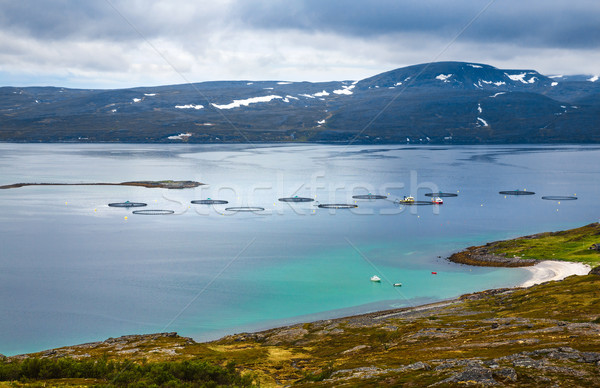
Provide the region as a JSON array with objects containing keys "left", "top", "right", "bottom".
[
  {"left": 1, "top": 61, "right": 599, "bottom": 144},
  {"left": 2, "top": 275, "right": 599, "bottom": 387},
  {"left": 2, "top": 224, "right": 599, "bottom": 387}
]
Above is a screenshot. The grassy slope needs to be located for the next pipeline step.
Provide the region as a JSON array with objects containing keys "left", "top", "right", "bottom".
[
  {"left": 3, "top": 224, "right": 600, "bottom": 387},
  {"left": 3, "top": 275, "right": 599, "bottom": 387},
  {"left": 492, "top": 223, "right": 600, "bottom": 266}
]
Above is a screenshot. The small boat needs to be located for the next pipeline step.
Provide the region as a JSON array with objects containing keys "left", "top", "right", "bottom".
[
  {"left": 393, "top": 283, "right": 402, "bottom": 287},
  {"left": 398, "top": 196, "right": 415, "bottom": 204},
  {"left": 432, "top": 197, "right": 443, "bottom": 204},
  {"left": 370, "top": 275, "right": 381, "bottom": 282}
]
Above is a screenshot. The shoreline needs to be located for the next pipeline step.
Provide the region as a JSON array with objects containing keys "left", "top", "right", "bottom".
[
  {"left": 0, "top": 180, "right": 203, "bottom": 190},
  {"left": 519, "top": 260, "right": 591, "bottom": 287}
]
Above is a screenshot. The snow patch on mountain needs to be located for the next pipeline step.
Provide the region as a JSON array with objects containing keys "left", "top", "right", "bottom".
[
  {"left": 333, "top": 85, "right": 355, "bottom": 95},
  {"left": 477, "top": 117, "right": 489, "bottom": 127},
  {"left": 551, "top": 82, "right": 558, "bottom": 86},
  {"left": 144, "top": 93, "right": 156, "bottom": 96},
  {"left": 467, "top": 64, "right": 483, "bottom": 68},
  {"left": 132, "top": 98, "right": 141, "bottom": 103},
  {"left": 436, "top": 74, "right": 452, "bottom": 82},
  {"left": 175, "top": 104, "right": 204, "bottom": 110},
  {"left": 490, "top": 92, "right": 506, "bottom": 98},
  {"left": 212, "top": 95, "right": 283, "bottom": 109},
  {"left": 313, "top": 90, "right": 330, "bottom": 97},
  {"left": 277, "top": 82, "right": 292, "bottom": 85},
  {"left": 168, "top": 133, "right": 192, "bottom": 140},
  {"left": 505, "top": 72, "right": 528, "bottom": 83},
  {"left": 299, "top": 94, "right": 315, "bottom": 99},
  {"left": 478, "top": 104, "right": 483, "bottom": 114}
]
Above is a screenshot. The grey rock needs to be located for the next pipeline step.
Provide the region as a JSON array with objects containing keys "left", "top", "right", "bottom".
[
  {"left": 493, "top": 367, "right": 517, "bottom": 382},
  {"left": 265, "top": 327, "right": 308, "bottom": 345},
  {"left": 512, "top": 356, "right": 544, "bottom": 369},
  {"left": 400, "top": 361, "right": 431, "bottom": 371},
  {"left": 437, "top": 366, "right": 497, "bottom": 386},
  {"left": 581, "top": 352, "right": 600, "bottom": 363},
  {"left": 341, "top": 344, "right": 370, "bottom": 355}
]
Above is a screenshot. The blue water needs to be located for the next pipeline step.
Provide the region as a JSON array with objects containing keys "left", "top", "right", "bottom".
[{"left": 0, "top": 143, "right": 598, "bottom": 356}]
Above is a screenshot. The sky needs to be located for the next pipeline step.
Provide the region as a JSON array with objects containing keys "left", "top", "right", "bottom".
[{"left": 0, "top": 0, "right": 599, "bottom": 89}]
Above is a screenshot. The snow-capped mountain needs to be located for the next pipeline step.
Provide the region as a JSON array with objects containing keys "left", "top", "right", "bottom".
[{"left": 0, "top": 62, "right": 598, "bottom": 144}]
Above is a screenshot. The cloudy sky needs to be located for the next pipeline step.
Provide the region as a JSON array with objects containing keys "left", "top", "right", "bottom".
[{"left": 0, "top": 0, "right": 598, "bottom": 89}]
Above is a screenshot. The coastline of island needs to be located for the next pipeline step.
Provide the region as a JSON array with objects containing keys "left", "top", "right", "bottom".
[{"left": 0, "top": 180, "right": 203, "bottom": 190}]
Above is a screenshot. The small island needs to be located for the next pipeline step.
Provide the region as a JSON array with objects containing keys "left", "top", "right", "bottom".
[{"left": 0, "top": 180, "right": 203, "bottom": 190}]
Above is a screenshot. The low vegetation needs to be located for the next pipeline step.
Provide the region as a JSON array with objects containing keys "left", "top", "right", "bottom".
[
  {"left": 2, "top": 224, "right": 600, "bottom": 387},
  {"left": 492, "top": 223, "right": 600, "bottom": 266}
]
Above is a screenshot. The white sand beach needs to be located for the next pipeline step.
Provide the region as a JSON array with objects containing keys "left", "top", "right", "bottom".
[{"left": 520, "top": 260, "right": 591, "bottom": 287}]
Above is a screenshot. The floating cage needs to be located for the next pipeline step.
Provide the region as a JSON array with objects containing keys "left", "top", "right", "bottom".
[
  {"left": 424, "top": 192, "right": 458, "bottom": 198},
  {"left": 225, "top": 206, "right": 265, "bottom": 212},
  {"left": 541, "top": 196, "right": 578, "bottom": 201},
  {"left": 132, "top": 209, "right": 175, "bottom": 215},
  {"left": 396, "top": 200, "right": 434, "bottom": 206},
  {"left": 317, "top": 204, "right": 358, "bottom": 209},
  {"left": 191, "top": 199, "right": 229, "bottom": 205},
  {"left": 108, "top": 201, "right": 147, "bottom": 208},
  {"left": 352, "top": 194, "right": 387, "bottom": 200},
  {"left": 278, "top": 197, "right": 315, "bottom": 203},
  {"left": 499, "top": 190, "right": 535, "bottom": 196}
]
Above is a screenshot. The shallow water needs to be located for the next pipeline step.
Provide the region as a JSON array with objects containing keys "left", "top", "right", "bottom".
[{"left": 0, "top": 143, "right": 598, "bottom": 355}]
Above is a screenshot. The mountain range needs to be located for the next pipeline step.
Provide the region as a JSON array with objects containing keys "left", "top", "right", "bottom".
[{"left": 1, "top": 61, "right": 598, "bottom": 144}]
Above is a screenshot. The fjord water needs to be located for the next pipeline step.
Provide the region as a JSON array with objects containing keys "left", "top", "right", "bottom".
[{"left": 1, "top": 144, "right": 598, "bottom": 356}]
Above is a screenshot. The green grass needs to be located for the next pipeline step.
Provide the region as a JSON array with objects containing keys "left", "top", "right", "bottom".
[{"left": 491, "top": 223, "right": 600, "bottom": 266}]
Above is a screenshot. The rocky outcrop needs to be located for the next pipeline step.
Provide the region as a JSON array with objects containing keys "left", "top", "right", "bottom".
[{"left": 448, "top": 245, "right": 539, "bottom": 267}]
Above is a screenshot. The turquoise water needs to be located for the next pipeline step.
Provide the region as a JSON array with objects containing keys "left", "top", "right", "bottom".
[{"left": 0, "top": 144, "right": 599, "bottom": 355}]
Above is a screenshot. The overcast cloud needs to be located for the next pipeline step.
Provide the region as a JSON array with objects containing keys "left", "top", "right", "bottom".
[{"left": 0, "top": 0, "right": 598, "bottom": 88}]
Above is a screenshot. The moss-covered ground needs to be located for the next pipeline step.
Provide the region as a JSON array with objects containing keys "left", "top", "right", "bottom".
[
  {"left": 2, "top": 224, "right": 600, "bottom": 387},
  {"left": 491, "top": 223, "right": 600, "bottom": 266}
]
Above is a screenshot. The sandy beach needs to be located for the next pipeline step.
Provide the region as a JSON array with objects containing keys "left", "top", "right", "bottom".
[{"left": 520, "top": 260, "right": 591, "bottom": 287}]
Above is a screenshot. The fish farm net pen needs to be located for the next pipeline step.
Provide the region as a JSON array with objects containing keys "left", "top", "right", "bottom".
[
  {"left": 108, "top": 202, "right": 147, "bottom": 207},
  {"left": 424, "top": 192, "right": 458, "bottom": 197},
  {"left": 132, "top": 209, "right": 175, "bottom": 215},
  {"left": 191, "top": 199, "right": 229, "bottom": 205},
  {"left": 224, "top": 207, "right": 265, "bottom": 212},
  {"left": 317, "top": 204, "right": 358, "bottom": 209},
  {"left": 352, "top": 194, "right": 388, "bottom": 199},
  {"left": 278, "top": 197, "right": 315, "bottom": 202},
  {"left": 498, "top": 190, "right": 536, "bottom": 195}
]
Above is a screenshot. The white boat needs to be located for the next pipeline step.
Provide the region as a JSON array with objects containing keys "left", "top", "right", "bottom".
[
  {"left": 393, "top": 283, "right": 402, "bottom": 287},
  {"left": 370, "top": 275, "right": 381, "bottom": 282}
]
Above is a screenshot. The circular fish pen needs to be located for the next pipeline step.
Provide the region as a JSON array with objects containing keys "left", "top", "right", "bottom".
[
  {"left": 424, "top": 192, "right": 458, "bottom": 198},
  {"left": 541, "top": 196, "right": 578, "bottom": 201},
  {"left": 396, "top": 201, "right": 434, "bottom": 206},
  {"left": 225, "top": 206, "right": 265, "bottom": 212},
  {"left": 352, "top": 194, "right": 387, "bottom": 200},
  {"left": 108, "top": 201, "right": 147, "bottom": 208},
  {"left": 278, "top": 197, "right": 315, "bottom": 203},
  {"left": 191, "top": 199, "right": 229, "bottom": 205},
  {"left": 132, "top": 209, "right": 174, "bottom": 215},
  {"left": 317, "top": 204, "right": 358, "bottom": 209},
  {"left": 499, "top": 190, "right": 535, "bottom": 196}
]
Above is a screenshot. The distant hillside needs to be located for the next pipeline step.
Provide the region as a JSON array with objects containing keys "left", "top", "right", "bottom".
[{"left": 1, "top": 61, "right": 599, "bottom": 144}]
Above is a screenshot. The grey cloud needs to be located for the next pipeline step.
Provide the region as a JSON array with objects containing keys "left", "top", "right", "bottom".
[{"left": 236, "top": 0, "right": 600, "bottom": 49}]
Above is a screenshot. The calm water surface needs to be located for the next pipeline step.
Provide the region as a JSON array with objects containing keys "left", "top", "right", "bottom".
[{"left": 1, "top": 143, "right": 599, "bottom": 355}]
